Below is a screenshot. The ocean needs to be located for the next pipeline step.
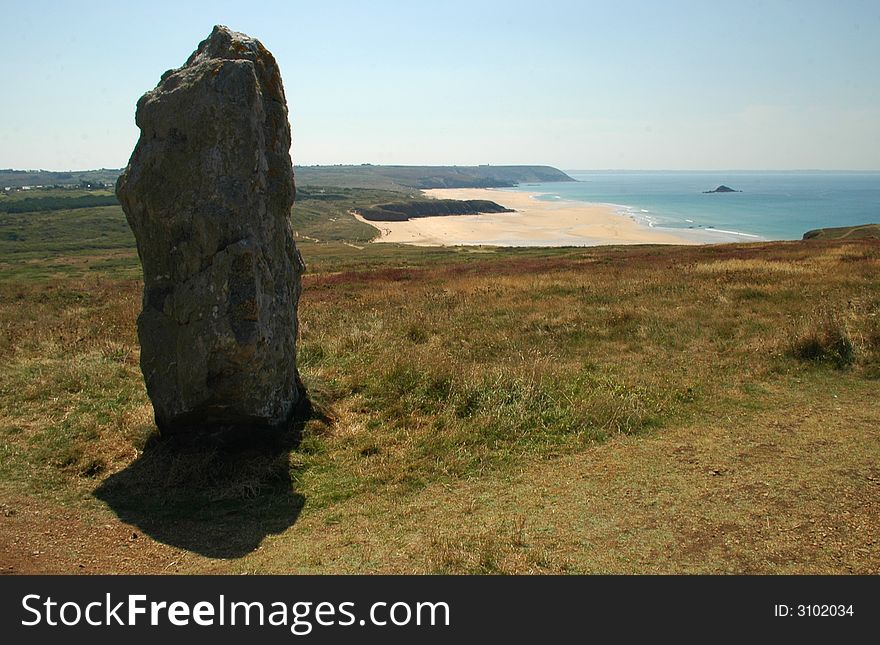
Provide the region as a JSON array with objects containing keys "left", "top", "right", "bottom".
[{"left": 507, "top": 171, "right": 880, "bottom": 242}]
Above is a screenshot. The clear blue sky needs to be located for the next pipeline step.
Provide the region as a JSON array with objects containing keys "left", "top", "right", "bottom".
[{"left": 2, "top": 0, "right": 879, "bottom": 170}]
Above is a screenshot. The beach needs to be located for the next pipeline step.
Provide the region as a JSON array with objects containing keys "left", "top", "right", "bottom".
[{"left": 354, "top": 188, "right": 700, "bottom": 247}]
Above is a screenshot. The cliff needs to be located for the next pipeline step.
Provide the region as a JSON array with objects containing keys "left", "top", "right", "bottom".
[
  {"left": 803, "top": 223, "right": 880, "bottom": 240},
  {"left": 296, "top": 165, "right": 576, "bottom": 190}
]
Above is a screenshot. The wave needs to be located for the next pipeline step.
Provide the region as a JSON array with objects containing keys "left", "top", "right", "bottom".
[
  {"left": 709, "top": 229, "right": 763, "bottom": 238},
  {"left": 529, "top": 192, "right": 561, "bottom": 201},
  {"left": 518, "top": 188, "right": 766, "bottom": 239}
]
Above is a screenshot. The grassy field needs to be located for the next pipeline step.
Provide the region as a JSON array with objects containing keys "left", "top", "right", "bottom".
[{"left": 1, "top": 189, "right": 879, "bottom": 574}]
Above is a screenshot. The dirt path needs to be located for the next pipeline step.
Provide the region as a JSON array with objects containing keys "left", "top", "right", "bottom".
[{"left": 0, "top": 493, "right": 199, "bottom": 574}]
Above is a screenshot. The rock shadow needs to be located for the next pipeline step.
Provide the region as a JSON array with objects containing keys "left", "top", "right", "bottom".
[{"left": 94, "top": 397, "right": 315, "bottom": 559}]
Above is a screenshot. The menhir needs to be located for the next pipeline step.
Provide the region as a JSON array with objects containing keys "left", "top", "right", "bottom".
[{"left": 117, "top": 25, "right": 305, "bottom": 434}]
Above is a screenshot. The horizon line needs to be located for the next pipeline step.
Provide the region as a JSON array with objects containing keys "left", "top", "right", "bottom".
[{"left": 3, "top": 165, "right": 880, "bottom": 174}]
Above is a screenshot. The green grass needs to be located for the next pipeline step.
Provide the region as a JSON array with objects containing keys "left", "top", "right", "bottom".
[
  {"left": 0, "top": 190, "right": 118, "bottom": 213},
  {"left": 0, "top": 186, "right": 395, "bottom": 280},
  {"left": 0, "top": 206, "right": 134, "bottom": 257},
  {"left": 0, "top": 187, "right": 115, "bottom": 203}
]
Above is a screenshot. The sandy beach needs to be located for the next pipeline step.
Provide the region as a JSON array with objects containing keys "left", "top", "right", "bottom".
[{"left": 353, "top": 188, "right": 700, "bottom": 247}]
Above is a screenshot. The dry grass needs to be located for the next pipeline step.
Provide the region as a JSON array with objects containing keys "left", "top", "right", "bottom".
[
  {"left": 686, "top": 258, "right": 815, "bottom": 275},
  {"left": 1, "top": 238, "right": 879, "bottom": 573}
]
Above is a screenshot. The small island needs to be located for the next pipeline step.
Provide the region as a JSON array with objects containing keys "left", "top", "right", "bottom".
[{"left": 703, "top": 185, "right": 741, "bottom": 193}]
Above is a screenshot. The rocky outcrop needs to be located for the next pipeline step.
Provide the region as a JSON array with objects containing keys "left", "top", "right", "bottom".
[
  {"left": 357, "top": 199, "right": 514, "bottom": 221},
  {"left": 116, "top": 25, "right": 304, "bottom": 434}
]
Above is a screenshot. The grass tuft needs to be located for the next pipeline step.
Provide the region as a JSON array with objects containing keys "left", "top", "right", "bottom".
[{"left": 788, "top": 311, "right": 856, "bottom": 368}]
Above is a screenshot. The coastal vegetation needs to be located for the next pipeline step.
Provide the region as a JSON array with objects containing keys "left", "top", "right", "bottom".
[
  {"left": 0, "top": 193, "right": 118, "bottom": 214},
  {"left": 803, "top": 223, "right": 880, "bottom": 240},
  {"left": 295, "top": 164, "right": 575, "bottom": 190},
  {"left": 1, "top": 164, "right": 575, "bottom": 193},
  {"left": 1, "top": 185, "right": 878, "bottom": 573}
]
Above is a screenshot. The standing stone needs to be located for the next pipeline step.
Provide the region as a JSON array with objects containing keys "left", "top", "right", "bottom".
[{"left": 117, "top": 25, "right": 304, "bottom": 434}]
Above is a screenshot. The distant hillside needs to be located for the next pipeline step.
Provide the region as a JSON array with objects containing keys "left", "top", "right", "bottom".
[
  {"left": 2, "top": 165, "right": 575, "bottom": 192},
  {"left": 803, "top": 223, "right": 880, "bottom": 240},
  {"left": 295, "top": 165, "right": 575, "bottom": 190},
  {"left": 357, "top": 199, "right": 513, "bottom": 222},
  {"left": 0, "top": 168, "right": 121, "bottom": 189}
]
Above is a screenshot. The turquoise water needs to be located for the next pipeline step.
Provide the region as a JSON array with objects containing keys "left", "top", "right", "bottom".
[{"left": 508, "top": 171, "right": 880, "bottom": 241}]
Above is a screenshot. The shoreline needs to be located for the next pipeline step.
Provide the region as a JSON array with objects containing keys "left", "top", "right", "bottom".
[{"left": 354, "top": 188, "right": 729, "bottom": 247}]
